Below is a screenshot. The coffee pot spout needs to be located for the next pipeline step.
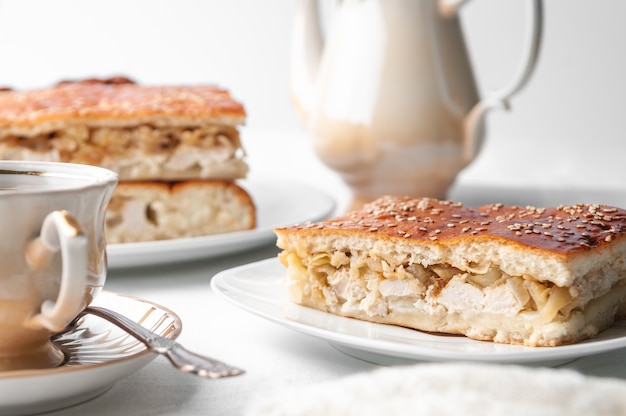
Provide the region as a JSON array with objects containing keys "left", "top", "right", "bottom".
[{"left": 290, "top": 0, "right": 324, "bottom": 126}]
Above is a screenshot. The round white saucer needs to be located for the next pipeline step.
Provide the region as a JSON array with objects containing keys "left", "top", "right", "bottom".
[{"left": 0, "top": 291, "right": 182, "bottom": 416}]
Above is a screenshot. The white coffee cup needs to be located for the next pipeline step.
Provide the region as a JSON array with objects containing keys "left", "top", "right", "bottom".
[{"left": 0, "top": 160, "right": 117, "bottom": 371}]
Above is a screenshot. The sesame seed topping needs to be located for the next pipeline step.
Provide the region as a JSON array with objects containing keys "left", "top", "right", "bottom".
[{"left": 281, "top": 196, "right": 626, "bottom": 253}]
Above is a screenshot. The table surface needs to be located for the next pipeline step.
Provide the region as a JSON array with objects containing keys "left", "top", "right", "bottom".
[{"left": 44, "top": 129, "right": 626, "bottom": 416}]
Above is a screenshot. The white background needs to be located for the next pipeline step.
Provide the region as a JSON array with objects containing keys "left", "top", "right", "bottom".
[{"left": 0, "top": 0, "right": 623, "bottom": 191}]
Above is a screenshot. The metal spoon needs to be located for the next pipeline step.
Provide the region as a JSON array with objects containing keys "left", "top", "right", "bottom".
[{"left": 78, "top": 306, "right": 244, "bottom": 379}]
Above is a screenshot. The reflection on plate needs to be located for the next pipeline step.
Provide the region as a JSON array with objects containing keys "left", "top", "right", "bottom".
[
  {"left": 0, "top": 291, "right": 182, "bottom": 416},
  {"left": 211, "top": 258, "right": 626, "bottom": 366},
  {"left": 107, "top": 180, "right": 336, "bottom": 269}
]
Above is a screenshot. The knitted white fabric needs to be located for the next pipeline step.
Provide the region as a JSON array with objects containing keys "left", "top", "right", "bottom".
[{"left": 247, "top": 362, "right": 626, "bottom": 416}]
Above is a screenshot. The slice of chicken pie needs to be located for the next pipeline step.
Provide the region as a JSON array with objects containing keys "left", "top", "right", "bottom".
[
  {"left": 275, "top": 196, "right": 626, "bottom": 346},
  {"left": 0, "top": 78, "right": 255, "bottom": 243}
]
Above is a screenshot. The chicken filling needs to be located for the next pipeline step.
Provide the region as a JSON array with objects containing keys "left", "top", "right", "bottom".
[
  {"left": 0, "top": 124, "right": 243, "bottom": 175},
  {"left": 280, "top": 248, "right": 610, "bottom": 325}
]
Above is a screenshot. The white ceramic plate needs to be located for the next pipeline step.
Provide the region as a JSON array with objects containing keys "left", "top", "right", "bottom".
[
  {"left": 211, "top": 258, "right": 626, "bottom": 366},
  {"left": 0, "top": 291, "right": 182, "bottom": 416},
  {"left": 107, "top": 180, "right": 336, "bottom": 269}
]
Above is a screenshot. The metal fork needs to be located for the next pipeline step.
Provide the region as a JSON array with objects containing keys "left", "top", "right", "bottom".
[{"left": 80, "top": 306, "right": 244, "bottom": 379}]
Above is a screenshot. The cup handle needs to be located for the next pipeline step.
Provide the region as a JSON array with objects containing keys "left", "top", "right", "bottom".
[
  {"left": 439, "top": 0, "right": 543, "bottom": 162},
  {"left": 25, "top": 210, "right": 88, "bottom": 332}
]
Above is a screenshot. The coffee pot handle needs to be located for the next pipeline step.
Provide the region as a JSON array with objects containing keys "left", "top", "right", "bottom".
[
  {"left": 440, "top": 0, "right": 543, "bottom": 162},
  {"left": 25, "top": 210, "right": 88, "bottom": 332}
]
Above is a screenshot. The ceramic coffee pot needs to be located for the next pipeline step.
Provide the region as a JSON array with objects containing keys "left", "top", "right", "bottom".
[{"left": 291, "top": 0, "right": 543, "bottom": 210}]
